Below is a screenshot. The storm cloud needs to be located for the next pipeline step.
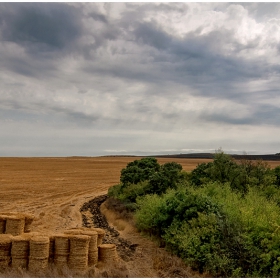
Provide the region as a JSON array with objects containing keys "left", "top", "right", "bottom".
[{"left": 0, "top": 2, "right": 280, "bottom": 156}]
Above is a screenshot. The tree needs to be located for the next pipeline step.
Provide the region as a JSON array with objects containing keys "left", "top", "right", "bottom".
[{"left": 120, "top": 157, "right": 160, "bottom": 186}]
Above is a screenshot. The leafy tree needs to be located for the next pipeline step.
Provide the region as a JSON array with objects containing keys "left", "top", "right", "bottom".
[
  {"left": 190, "top": 162, "right": 213, "bottom": 186},
  {"left": 148, "top": 162, "right": 184, "bottom": 195}
]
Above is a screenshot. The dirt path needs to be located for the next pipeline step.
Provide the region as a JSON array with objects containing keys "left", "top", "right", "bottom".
[{"left": 80, "top": 195, "right": 197, "bottom": 278}]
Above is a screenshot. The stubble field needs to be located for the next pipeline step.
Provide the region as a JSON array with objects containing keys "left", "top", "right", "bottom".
[
  {"left": 1, "top": 156, "right": 280, "bottom": 234},
  {"left": 0, "top": 156, "right": 215, "bottom": 235}
]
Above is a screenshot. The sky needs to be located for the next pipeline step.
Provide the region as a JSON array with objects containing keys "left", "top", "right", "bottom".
[{"left": 0, "top": 2, "right": 280, "bottom": 156}]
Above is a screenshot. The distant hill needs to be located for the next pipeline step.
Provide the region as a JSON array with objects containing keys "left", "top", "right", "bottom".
[{"left": 152, "top": 153, "right": 280, "bottom": 161}]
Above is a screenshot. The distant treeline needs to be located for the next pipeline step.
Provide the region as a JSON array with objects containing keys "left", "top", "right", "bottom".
[{"left": 153, "top": 153, "right": 280, "bottom": 161}]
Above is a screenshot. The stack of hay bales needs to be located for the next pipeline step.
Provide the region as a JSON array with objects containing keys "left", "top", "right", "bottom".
[
  {"left": 98, "top": 244, "right": 118, "bottom": 263},
  {"left": 5, "top": 215, "right": 25, "bottom": 236},
  {"left": 0, "top": 234, "right": 12, "bottom": 271},
  {"left": 0, "top": 216, "right": 8, "bottom": 234},
  {"left": 80, "top": 229, "right": 98, "bottom": 266},
  {"left": 11, "top": 235, "right": 30, "bottom": 269},
  {"left": 53, "top": 234, "right": 69, "bottom": 269},
  {"left": 68, "top": 235, "right": 90, "bottom": 273},
  {"left": 29, "top": 236, "right": 49, "bottom": 273}
]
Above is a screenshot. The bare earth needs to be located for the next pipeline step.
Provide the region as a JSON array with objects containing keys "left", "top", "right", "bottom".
[{"left": 1, "top": 156, "right": 279, "bottom": 277}]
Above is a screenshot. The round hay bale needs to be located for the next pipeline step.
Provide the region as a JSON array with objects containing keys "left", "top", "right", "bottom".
[
  {"left": 54, "top": 234, "right": 69, "bottom": 256},
  {"left": 98, "top": 244, "right": 117, "bottom": 262},
  {"left": 0, "top": 234, "right": 12, "bottom": 258},
  {"left": 0, "top": 215, "right": 8, "bottom": 234},
  {"left": 29, "top": 236, "right": 49, "bottom": 259},
  {"left": 69, "top": 235, "right": 90, "bottom": 256},
  {"left": 24, "top": 214, "right": 35, "bottom": 233},
  {"left": 88, "top": 250, "right": 98, "bottom": 266},
  {"left": 11, "top": 257, "right": 28, "bottom": 269},
  {"left": 5, "top": 215, "right": 25, "bottom": 236},
  {"left": 11, "top": 235, "right": 30, "bottom": 258},
  {"left": 28, "top": 257, "right": 48, "bottom": 273}
]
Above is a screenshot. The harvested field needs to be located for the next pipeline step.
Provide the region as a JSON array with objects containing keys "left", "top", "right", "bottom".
[
  {"left": 0, "top": 156, "right": 279, "bottom": 277},
  {"left": 0, "top": 156, "right": 217, "bottom": 235}
]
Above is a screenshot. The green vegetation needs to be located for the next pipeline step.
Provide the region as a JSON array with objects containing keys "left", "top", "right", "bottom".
[{"left": 107, "top": 151, "right": 280, "bottom": 277}]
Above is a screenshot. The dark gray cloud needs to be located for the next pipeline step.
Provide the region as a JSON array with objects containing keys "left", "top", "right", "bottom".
[{"left": 0, "top": 3, "right": 82, "bottom": 50}]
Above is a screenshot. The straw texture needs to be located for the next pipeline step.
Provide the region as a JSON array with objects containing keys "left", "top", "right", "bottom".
[
  {"left": 0, "top": 257, "right": 10, "bottom": 271},
  {"left": 29, "top": 236, "right": 49, "bottom": 259},
  {"left": 11, "top": 235, "right": 30, "bottom": 258},
  {"left": 85, "top": 228, "right": 105, "bottom": 246},
  {"left": 0, "top": 234, "right": 12, "bottom": 258},
  {"left": 98, "top": 244, "right": 118, "bottom": 262},
  {"left": 64, "top": 229, "right": 83, "bottom": 235},
  {"left": 28, "top": 257, "right": 48, "bottom": 273},
  {"left": 54, "top": 234, "right": 69, "bottom": 268},
  {"left": 11, "top": 257, "right": 28, "bottom": 269},
  {"left": 88, "top": 250, "right": 98, "bottom": 266},
  {"left": 68, "top": 235, "right": 90, "bottom": 272},
  {"left": 80, "top": 230, "right": 98, "bottom": 266},
  {"left": 5, "top": 215, "right": 25, "bottom": 236}
]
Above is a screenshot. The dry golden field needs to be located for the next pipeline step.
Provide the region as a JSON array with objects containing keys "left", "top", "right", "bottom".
[
  {"left": 0, "top": 156, "right": 213, "bottom": 235},
  {"left": 0, "top": 156, "right": 279, "bottom": 235}
]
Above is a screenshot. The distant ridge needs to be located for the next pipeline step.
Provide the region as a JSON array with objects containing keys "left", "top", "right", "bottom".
[{"left": 151, "top": 153, "right": 280, "bottom": 161}]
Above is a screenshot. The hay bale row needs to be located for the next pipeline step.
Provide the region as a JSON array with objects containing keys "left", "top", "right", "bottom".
[{"left": 0, "top": 226, "right": 116, "bottom": 272}]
